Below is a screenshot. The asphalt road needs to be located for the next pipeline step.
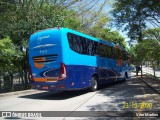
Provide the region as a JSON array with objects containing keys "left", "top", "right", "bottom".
[{"left": 0, "top": 76, "right": 160, "bottom": 120}]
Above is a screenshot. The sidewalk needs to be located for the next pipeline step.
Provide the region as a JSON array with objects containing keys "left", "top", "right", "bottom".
[
  {"left": 137, "top": 76, "right": 160, "bottom": 94},
  {"left": 131, "top": 71, "right": 160, "bottom": 94},
  {"left": 0, "top": 89, "right": 41, "bottom": 97}
]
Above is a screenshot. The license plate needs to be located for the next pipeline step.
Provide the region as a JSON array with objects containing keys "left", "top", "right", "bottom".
[{"left": 42, "top": 86, "right": 48, "bottom": 90}]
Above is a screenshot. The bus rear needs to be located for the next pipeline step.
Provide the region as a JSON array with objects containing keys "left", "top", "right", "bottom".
[{"left": 29, "top": 28, "right": 67, "bottom": 90}]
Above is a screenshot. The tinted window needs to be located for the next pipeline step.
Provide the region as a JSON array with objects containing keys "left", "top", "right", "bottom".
[
  {"left": 67, "top": 33, "right": 97, "bottom": 56},
  {"left": 67, "top": 33, "right": 127, "bottom": 60},
  {"left": 123, "top": 51, "right": 129, "bottom": 61}
]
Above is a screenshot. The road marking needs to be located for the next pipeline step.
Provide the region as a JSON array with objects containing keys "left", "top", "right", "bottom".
[
  {"left": 63, "top": 91, "right": 98, "bottom": 119},
  {"left": 135, "top": 77, "right": 160, "bottom": 119}
]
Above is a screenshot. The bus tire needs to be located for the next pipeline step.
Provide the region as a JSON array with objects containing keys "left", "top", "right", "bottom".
[
  {"left": 123, "top": 72, "right": 127, "bottom": 81},
  {"left": 89, "top": 76, "right": 98, "bottom": 92}
]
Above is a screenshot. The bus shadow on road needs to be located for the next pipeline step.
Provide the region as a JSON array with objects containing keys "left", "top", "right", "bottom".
[
  {"left": 18, "top": 81, "right": 126, "bottom": 100},
  {"left": 86, "top": 77, "right": 160, "bottom": 114},
  {"left": 18, "top": 90, "right": 90, "bottom": 100},
  {"left": 19, "top": 78, "right": 149, "bottom": 101},
  {"left": 98, "top": 80, "right": 126, "bottom": 91}
]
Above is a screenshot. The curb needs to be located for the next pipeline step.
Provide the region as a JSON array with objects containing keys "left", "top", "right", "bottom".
[
  {"left": 0, "top": 89, "right": 38, "bottom": 97},
  {"left": 137, "top": 77, "right": 160, "bottom": 95}
]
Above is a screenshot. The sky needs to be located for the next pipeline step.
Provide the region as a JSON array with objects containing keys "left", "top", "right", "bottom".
[
  {"left": 71, "top": 0, "right": 159, "bottom": 47},
  {"left": 102, "top": 0, "right": 133, "bottom": 46},
  {"left": 102, "top": 0, "right": 159, "bottom": 47}
]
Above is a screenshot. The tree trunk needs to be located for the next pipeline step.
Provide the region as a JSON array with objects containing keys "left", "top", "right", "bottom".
[
  {"left": 4, "top": 74, "right": 11, "bottom": 92},
  {"left": 10, "top": 73, "right": 14, "bottom": 91},
  {"left": 141, "top": 63, "right": 143, "bottom": 78},
  {"left": 21, "top": 72, "right": 24, "bottom": 85},
  {"left": 24, "top": 70, "right": 28, "bottom": 89},
  {"left": 136, "top": 65, "right": 139, "bottom": 76},
  {"left": 0, "top": 75, "right": 2, "bottom": 93},
  {"left": 153, "top": 66, "right": 155, "bottom": 77}
]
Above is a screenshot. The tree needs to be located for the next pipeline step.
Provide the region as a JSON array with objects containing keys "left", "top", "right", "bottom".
[
  {"left": 63, "top": 10, "right": 81, "bottom": 30},
  {"left": 143, "top": 28, "right": 160, "bottom": 42},
  {"left": 0, "top": 36, "right": 24, "bottom": 91},
  {"left": 99, "top": 28, "right": 126, "bottom": 48},
  {"left": 129, "top": 39, "right": 160, "bottom": 76},
  {"left": 71, "top": 0, "right": 110, "bottom": 32},
  {"left": 112, "top": 0, "right": 160, "bottom": 42},
  {"left": 0, "top": 37, "right": 23, "bottom": 73},
  {"left": 83, "top": 14, "right": 126, "bottom": 47},
  {"left": 0, "top": 0, "right": 111, "bottom": 90},
  {"left": 0, "top": 0, "right": 109, "bottom": 43},
  {"left": 142, "top": 28, "right": 160, "bottom": 74},
  {"left": 87, "top": 15, "right": 109, "bottom": 36}
]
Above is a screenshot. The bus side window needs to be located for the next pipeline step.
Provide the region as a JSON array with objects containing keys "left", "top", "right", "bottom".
[
  {"left": 123, "top": 51, "right": 129, "bottom": 61},
  {"left": 81, "top": 37, "right": 87, "bottom": 54},
  {"left": 86, "top": 39, "right": 90, "bottom": 55},
  {"left": 97, "top": 43, "right": 101, "bottom": 57},
  {"left": 88, "top": 40, "right": 93, "bottom": 55},
  {"left": 106, "top": 46, "right": 112, "bottom": 58},
  {"left": 77, "top": 36, "right": 83, "bottom": 54},
  {"left": 115, "top": 48, "right": 120, "bottom": 59},
  {"left": 92, "top": 41, "right": 98, "bottom": 56},
  {"left": 72, "top": 35, "right": 78, "bottom": 52},
  {"left": 103, "top": 44, "right": 108, "bottom": 58},
  {"left": 68, "top": 33, "right": 74, "bottom": 50},
  {"left": 98, "top": 43, "right": 105, "bottom": 57},
  {"left": 112, "top": 47, "right": 116, "bottom": 59}
]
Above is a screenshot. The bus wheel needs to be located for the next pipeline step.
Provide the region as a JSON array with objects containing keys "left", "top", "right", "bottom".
[
  {"left": 124, "top": 72, "right": 127, "bottom": 81},
  {"left": 90, "top": 76, "right": 98, "bottom": 92}
]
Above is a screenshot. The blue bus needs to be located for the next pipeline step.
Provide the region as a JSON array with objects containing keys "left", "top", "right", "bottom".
[{"left": 29, "top": 27, "right": 131, "bottom": 91}]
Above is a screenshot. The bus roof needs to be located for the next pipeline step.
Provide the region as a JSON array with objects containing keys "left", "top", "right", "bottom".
[
  {"left": 63, "top": 28, "right": 115, "bottom": 47},
  {"left": 31, "top": 27, "right": 123, "bottom": 48}
]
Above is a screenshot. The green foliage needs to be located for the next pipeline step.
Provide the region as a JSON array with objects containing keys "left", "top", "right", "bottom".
[
  {"left": 86, "top": 15, "right": 126, "bottom": 47},
  {"left": 0, "top": 0, "right": 127, "bottom": 74},
  {"left": 112, "top": 0, "right": 160, "bottom": 42},
  {"left": 1, "top": 0, "right": 124, "bottom": 91},
  {"left": 129, "top": 40, "right": 160, "bottom": 66},
  {"left": 0, "top": 0, "right": 66, "bottom": 44},
  {"left": 0, "top": 0, "right": 82, "bottom": 74},
  {"left": 0, "top": 37, "right": 23, "bottom": 73},
  {"left": 87, "top": 16, "right": 109, "bottom": 36},
  {"left": 129, "top": 27, "right": 160, "bottom": 74},
  {"left": 0, "top": 37, "right": 15, "bottom": 58},
  {"left": 99, "top": 28, "right": 126, "bottom": 47},
  {"left": 143, "top": 28, "right": 160, "bottom": 42},
  {"left": 63, "top": 10, "right": 81, "bottom": 30}
]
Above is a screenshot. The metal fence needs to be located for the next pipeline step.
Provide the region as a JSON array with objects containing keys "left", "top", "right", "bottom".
[
  {"left": 143, "top": 67, "right": 160, "bottom": 77},
  {"left": 142, "top": 66, "right": 160, "bottom": 80},
  {"left": 0, "top": 72, "right": 31, "bottom": 93},
  {"left": 131, "top": 65, "right": 160, "bottom": 80}
]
